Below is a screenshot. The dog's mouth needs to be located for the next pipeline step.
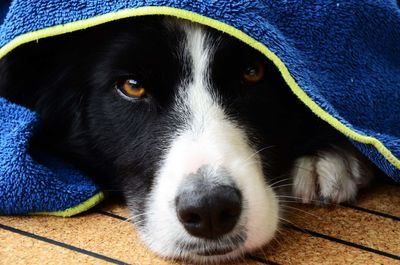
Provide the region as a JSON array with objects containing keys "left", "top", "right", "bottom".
[
  {"left": 176, "top": 232, "right": 246, "bottom": 259},
  {"left": 195, "top": 247, "right": 234, "bottom": 256}
]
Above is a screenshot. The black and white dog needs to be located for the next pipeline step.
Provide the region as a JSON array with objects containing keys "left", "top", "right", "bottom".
[{"left": 0, "top": 16, "right": 374, "bottom": 262}]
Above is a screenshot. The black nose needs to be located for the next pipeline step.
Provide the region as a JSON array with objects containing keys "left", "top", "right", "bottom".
[{"left": 175, "top": 185, "right": 242, "bottom": 239}]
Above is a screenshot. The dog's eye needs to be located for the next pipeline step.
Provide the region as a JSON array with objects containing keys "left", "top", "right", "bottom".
[
  {"left": 242, "top": 61, "right": 265, "bottom": 83},
  {"left": 117, "top": 79, "right": 146, "bottom": 98}
]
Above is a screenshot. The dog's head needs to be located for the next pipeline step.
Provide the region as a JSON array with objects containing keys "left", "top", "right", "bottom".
[
  {"left": 97, "top": 17, "right": 301, "bottom": 262},
  {"left": 9, "top": 16, "right": 309, "bottom": 263}
]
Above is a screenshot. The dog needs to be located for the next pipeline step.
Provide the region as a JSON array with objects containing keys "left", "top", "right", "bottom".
[{"left": 0, "top": 16, "right": 375, "bottom": 263}]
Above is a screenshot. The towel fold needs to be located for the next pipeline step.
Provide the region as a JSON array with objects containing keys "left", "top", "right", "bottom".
[{"left": 0, "top": 98, "right": 103, "bottom": 216}]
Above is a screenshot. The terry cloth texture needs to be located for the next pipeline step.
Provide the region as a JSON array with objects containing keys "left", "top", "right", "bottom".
[
  {"left": 0, "top": 1, "right": 399, "bottom": 215},
  {"left": 0, "top": 98, "right": 103, "bottom": 216},
  {"left": 0, "top": 0, "right": 11, "bottom": 24}
]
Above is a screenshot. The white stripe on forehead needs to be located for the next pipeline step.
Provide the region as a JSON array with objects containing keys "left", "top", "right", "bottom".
[
  {"left": 178, "top": 21, "right": 224, "bottom": 138},
  {"left": 184, "top": 23, "right": 212, "bottom": 85}
]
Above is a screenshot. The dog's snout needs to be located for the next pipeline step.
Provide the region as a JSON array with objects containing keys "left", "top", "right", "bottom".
[{"left": 175, "top": 185, "right": 242, "bottom": 239}]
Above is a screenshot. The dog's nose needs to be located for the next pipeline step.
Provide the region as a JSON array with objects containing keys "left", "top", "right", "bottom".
[{"left": 175, "top": 185, "right": 242, "bottom": 239}]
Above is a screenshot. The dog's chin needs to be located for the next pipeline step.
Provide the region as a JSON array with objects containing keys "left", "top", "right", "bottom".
[
  {"left": 172, "top": 231, "right": 247, "bottom": 263},
  {"left": 177, "top": 247, "right": 246, "bottom": 264},
  {"left": 141, "top": 234, "right": 248, "bottom": 264},
  {"left": 133, "top": 219, "right": 275, "bottom": 264}
]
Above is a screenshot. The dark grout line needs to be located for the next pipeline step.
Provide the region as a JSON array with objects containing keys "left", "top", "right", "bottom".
[
  {"left": 285, "top": 224, "right": 400, "bottom": 261},
  {"left": 0, "top": 223, "right": 130, "bottom": 265},
  {"left": 96, "top": 210, "right": 127, "bottom": 221},
  {"left": 342, "top": 203, "right": 400, "bottom": 221}
]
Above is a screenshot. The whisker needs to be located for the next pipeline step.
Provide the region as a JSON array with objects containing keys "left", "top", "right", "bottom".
[
  {"left": 276, "top": 195, "right": 304, "bottom": 200},
  {"left": 278, "top": 216, "right": 301, "bottom": 227},
  {"left": 279, "top": 205, "right": 321, "bottom": 219},
  {"left": 245, "top": 145, "right": 275, "bottom": 163},
  {"left": 255, "top": 245, "right": 269, "bottom": 263},
  {"left": 271, "top": 183, "right": 294, "bottom": 189},
  {"left": 269, "top": 177, "right": 292, "bottom": 188},
  {"left": 126, "top": 212, "right": 149, "bottom": 220},
  {"left": 114, "top": 212, "right": 150, "bottom": 228},
  {"left": 278, "top": 200, "right": 301, "bottom": 203},
  {"left": 272, "top": 227, "right": 291, "bottom": 247}
]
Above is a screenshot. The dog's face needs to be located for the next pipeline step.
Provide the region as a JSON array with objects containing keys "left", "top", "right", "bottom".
[
  {"left": 82, "top": 17, "right": 315, "bottom": 262},
  {"left": 82, "top": 17, "right": 299, "bottom": 262},
  {"left": 1, "top": 16, "right": 317, "bottom": 262}
]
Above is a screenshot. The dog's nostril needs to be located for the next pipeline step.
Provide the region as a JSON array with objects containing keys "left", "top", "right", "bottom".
[
  {"left": 179, "top": 210, "right": 202, "bottom": 224},
  {"left": 175, "top": 185, "right": 242, "bottom": 239}
]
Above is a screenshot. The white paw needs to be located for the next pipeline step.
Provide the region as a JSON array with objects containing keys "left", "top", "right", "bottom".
[{"left": 291, "top": 147, "right": 372, "bottom": 204}]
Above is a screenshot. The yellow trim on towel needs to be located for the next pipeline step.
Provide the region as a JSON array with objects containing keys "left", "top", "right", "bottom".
[
  {"left": 1, "top": 6, "right": 399, "bottom": 173},
  {"left": 30, "top": 192, "right": 105, "bottom": 217}
]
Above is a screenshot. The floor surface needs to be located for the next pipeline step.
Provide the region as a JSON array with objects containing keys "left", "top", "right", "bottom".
[{"left": 1, "top": 183, "right": 399, "bottom": 265}]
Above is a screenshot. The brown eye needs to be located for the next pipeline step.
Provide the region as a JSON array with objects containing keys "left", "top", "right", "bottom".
[
  {"left": 243, "top": 61, "right": 265, "bottom": 83},
  {"left": 118, "top": 79, "right": 146, "bottom": 98}
]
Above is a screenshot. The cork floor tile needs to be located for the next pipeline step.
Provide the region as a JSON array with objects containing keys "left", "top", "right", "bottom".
[
  {"left": 0, "top": 214, "right": 263, "bottom": 265},
  {"left": 286, "top": 204, "right": 400, "bottom": 254},
  {"left": 356, "top": 184, "right": 400, "bottom": 217},
  {"left": 1, "top": 183, "right": 399, "bottom": 265},
  {"left": 1, "top": 228, "right": 111, "bottom": 265},
  {"left": 260, "top": 229, "right": 398, "bottom": 265}
]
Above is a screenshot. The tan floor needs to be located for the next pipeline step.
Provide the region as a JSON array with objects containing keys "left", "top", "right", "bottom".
[{"left": 1, "top": 183, "right": 399, "bottom": 265}]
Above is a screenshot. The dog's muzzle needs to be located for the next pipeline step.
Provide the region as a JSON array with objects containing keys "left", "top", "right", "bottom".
[{"left": 175, "top": 166, "right": 242, "bottom": 239}]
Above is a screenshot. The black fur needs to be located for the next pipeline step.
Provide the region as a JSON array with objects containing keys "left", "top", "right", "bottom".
[{"left": 0, "top": 16, "right": 350, "bottom": 214}]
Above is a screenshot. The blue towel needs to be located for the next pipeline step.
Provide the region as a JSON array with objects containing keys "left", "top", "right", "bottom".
[
  {"left": 0, "top": 0, "right": 399, "bottom": 215},
  {"left": 0, "top": 0, "right": 10, "bottom": 24},
  {"left": 0, "top": 98, "right": 103, "bottom": 216}
]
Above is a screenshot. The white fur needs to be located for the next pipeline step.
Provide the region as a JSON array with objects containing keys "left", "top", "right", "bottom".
[
  {"left": 139, "top": 21, "right": 279, "bottom": 262},
  {"left": 292, "top": 156, "right": 317, "bottom": 203},
  {"left": 292, "top": 148, "right": 369, "bottom": 203}
]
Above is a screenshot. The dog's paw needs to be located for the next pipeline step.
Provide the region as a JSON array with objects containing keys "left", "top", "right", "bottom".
[{"left": 291, "top": 147, "right": 373, "bottom": 204}]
